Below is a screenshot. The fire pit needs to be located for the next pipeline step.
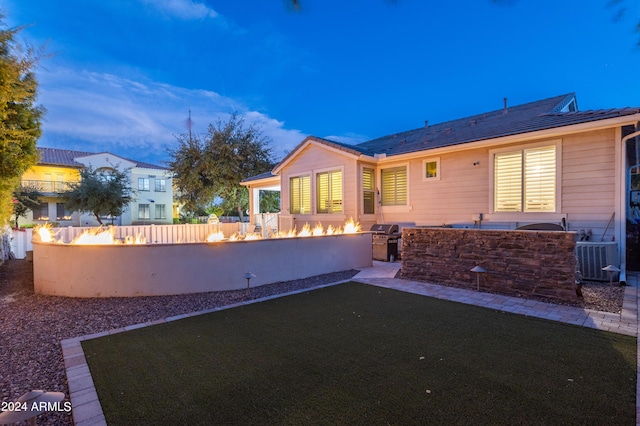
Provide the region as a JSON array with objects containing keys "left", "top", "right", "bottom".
[{"left": 32, "top": 221, "right": 372, "bottom": 298}]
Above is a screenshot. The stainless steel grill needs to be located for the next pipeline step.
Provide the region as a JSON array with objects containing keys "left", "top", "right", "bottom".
[{"left": 370, "top": 224, "right": 399, "bottom": 262}]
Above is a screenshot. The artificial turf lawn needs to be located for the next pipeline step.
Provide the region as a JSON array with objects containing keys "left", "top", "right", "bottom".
[{"left": 81, "top": 282, "right": 636, "bottom": 425}]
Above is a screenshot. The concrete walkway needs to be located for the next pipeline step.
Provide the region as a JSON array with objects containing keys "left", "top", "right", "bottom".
[{"left": 63, "top": 261, "right": 640, "bottom": 425}]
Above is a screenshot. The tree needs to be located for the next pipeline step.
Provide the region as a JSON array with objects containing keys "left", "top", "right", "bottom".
[
  {"left": 62, "top": 167, "right": 134, "bottom": 225},
  {"left": 167, "top": 132, "right": 217, "bottom": 215},
  {"left": 259, "top": 190, "right": 280, "bottom": 213},
  {"left": 0, "top": 17, "right": 44, "bottom": 225},
  {"left": 167, "top": 113, "right": 275, "bottom": 220},
  {"left": 12, "top": 183, "right": 41, "bottom": 228}
]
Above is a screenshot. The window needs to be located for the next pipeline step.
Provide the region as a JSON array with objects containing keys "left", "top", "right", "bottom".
[
  {"left": 316, "top": 170, "right": 343, "bottom": 214},
  {"left": 35, "top": 202, "right": 49, "bottom": 221},
  {"left": 422, "top": 158, "right": 440, "bottom": 181},
  {"left": 381, "top": 166, "right": 407, "bottom": 206},
  {"left": 96, "top": 168, "right": 116, "bottom": 182},
  {"left": 56, "top": 203, "right": 72, "bottom": 221},
  {"left": 494, "top": 145, "right": 556, "bottom": 212},
  {"left": 362, "top": 168, "right": 375, "bottom": 214},
  {"left": 138, "top": 178, "right": 150, "bottom": 191},
  {"left": 290, "top": 175, "right": 311, "bottom": 214},
  {"left": 138, "top": 204, "right": 150, "bottom": 219},
  {"left": 155, "top": 179, "right": 166, "bottom": 192},
  {"left": 155, "top": 204, "right": 166, "bottom": 219}
]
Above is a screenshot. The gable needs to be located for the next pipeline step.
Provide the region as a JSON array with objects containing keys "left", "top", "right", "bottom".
[
  {"left": 273, "top": 136, "right": 366, "bottom": 174},
  {"left": 74, "top": 153, "right": 136, "bottom": 170}
]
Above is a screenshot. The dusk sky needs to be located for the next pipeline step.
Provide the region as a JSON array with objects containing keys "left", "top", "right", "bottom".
[{"left": 5, "top": 0, "right": 640, "bottom": 166}]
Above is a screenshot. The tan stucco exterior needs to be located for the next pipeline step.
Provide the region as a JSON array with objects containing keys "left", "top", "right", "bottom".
[{"left": 33, "top": 233, "right": 373, "bottom": 297}]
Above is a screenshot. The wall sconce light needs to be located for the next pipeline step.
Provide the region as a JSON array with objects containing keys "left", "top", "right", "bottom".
[{"left": 473, "top": 161, "right": 480, "bottom": 166}]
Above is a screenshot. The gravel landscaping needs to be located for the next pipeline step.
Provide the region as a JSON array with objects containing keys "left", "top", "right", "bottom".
[
  {"left": 0, "top": 260, "right": 357, "bottom": 425},
  {"left": 0, "top": 259, "right": 625, "bottom": 425}
]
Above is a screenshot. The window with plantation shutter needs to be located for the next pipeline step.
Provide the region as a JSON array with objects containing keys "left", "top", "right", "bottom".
[
  {"left": 316, "top": 170, "right": 342, "bottom": 214},
  {"left": 494, "top": 145, "right": 556, "bottom": 212},
  {"left": 381, "top": 166, "right": 407, "bottom": 206},
  {"left": 494, "top": 151, "right": 522, "bottom": 212},
  {"left": 362, "top": 168, "right": 375, "bottom": 214},
  {"left": 290, "top": 175, "right": 310, "bottom": 214},
  {"left": 524, "top": 146, "right": 556, "bottom": 212}
]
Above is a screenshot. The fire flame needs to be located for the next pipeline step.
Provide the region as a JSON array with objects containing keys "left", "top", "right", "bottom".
[
  {"left": 71, "top": 227, "right": 117, "bottom": 245},
  {"left": 34, "top": 224, "right": 56, "bottom": 243},
  {"left": 297, "top": 223, "right": 312, "bottom": 237},
  {"left": 312, "top": 224, "right": 324, "bottom": 236},
  {"left": 206, "top": 231, "right": 225, "bottom": 242},
  {"left": 343, "top": 217, "right": 361, "bottom": 234},
  {"left": 35, "top": 218, "right": 362, "bottom": 246},
  {"left": 207, "top": 218, "right": 361, "bottom": 241}
]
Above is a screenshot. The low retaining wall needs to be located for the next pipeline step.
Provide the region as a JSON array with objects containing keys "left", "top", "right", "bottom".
[
  {"left": 33, "top": 233, "right": 372, "bottom": 298},
  {"left": 400, "top": 228, "right": 578, "bottom": 302}
]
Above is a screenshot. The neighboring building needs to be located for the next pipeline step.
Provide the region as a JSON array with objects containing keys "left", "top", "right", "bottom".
[
  {"left": 243, "top": 93, "right": 640, "bottom": 276},
  {"left": 20, "top": 147, "right": 174, "bottom": 226}
]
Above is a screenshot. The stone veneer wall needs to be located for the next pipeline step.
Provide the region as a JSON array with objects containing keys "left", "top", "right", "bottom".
[{"left": 400, "top": 228, "right": 578, "bottom": 302}]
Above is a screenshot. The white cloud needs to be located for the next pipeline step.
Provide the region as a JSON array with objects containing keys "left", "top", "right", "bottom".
[
  {"left": 323, "top": 133, "right": 369, "bottom": 146},
  {"left": 140, "top": 0, "right": 218, "bottom": 20},
  {"left": 36, "top": 67, "right": 306, "bottom": 164}
]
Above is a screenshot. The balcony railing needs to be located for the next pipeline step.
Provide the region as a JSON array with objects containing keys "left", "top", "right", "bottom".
[{"left": 21, "top": 180, "right": 72, "bottom": 194}]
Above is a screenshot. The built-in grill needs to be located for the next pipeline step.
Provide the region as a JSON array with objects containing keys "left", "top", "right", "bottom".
[{"left": 370, "top": 224, "right": 400, "bottom": 262}]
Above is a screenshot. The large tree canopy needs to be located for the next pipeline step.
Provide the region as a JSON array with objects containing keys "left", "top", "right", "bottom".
[
  {"left": 0, "top": 18, "right": 44, "bottom": 225},
  {"left": 62, "top": 167, "right": 133, "bottom": 225},
  {"left": 167, "top": 113, "right": 275, "bottom": 219}
]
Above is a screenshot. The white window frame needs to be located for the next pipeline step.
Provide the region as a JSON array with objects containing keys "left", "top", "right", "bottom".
[
  {"left": 380, "top": 163, "right": 411, "bottom": 213},
  {"left": 155, "top": 204, "right": 166, "bottom": 219},
  {"left": 314, "top": 165, "right": 344, "bottom": 215},
  {"left": 422, "top": 157, "right": 441, "bottom": 181},
  {"left": 489, "top": 140, "right": 562, "bottom": 215},
  {"left": 138, "top": 204, "right": 151, "bottom": 219},
  {"left": 138, "top": 177, "right": 150, "bottom": 191},
  {"left": 154, "top": 179, "right": 166, "bottom": 192},
  {"left": 289, "top": 174, "right": 311, "bottom": 215},
  {"left": 361, "top": 166, "right": 376, "bottom": 216}
]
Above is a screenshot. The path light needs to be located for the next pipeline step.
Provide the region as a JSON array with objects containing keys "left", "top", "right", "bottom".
[
  {"left": 470, "top": 266, "right": 487, "bottom": 291},
  {"left": 0, "top": 390, "right": 65, "bottom": 425},
  {"left": 244, "top": 272, "right": 256, "bottom": 289},
  {"left": 602, "top": 265, "right": 621, "bottom": 287}
]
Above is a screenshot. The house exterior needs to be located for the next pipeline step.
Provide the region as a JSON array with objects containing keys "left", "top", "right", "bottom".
[
  {"left": 20, "top": 147, "right": 174, "bottom": 226},
  {"left": 242, "top": 93, "right": 640, "bottom": 278}
]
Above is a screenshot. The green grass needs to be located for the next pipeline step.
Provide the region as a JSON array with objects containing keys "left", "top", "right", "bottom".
[{"left": 82, "top": 282, "right": 636, "bottom": 425}]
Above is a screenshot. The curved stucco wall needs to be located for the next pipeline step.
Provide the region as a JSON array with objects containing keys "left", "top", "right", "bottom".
[{"left": 33, "top": 233, "right": 372, "bottom": 298}]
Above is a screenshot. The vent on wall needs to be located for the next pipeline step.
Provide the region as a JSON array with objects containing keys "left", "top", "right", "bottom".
[{"left": 576, "top": 242, "right": 619, "bottom": 281}]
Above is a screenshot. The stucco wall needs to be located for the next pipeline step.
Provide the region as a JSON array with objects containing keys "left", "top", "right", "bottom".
[
  {"left": 33, "top": 233, "right": 372, "bottom": 297},
  {"left": 400, "top": 228, "right": 578, "bottom": 302}
]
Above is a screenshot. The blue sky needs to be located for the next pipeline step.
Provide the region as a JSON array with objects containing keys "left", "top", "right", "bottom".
[{"left": 5, "top": 0, "right": 640, "bottom": 166}]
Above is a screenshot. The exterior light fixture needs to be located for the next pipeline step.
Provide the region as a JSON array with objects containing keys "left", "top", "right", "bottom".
[
  {"left": 601, "top": 265, "right": 621, "bottom": 287},
  {"left": 244, "top": 272, "right": 256, "bottom": 289},
  {"left": 470, "top": 266, "right": 487, "bottom": 291}
]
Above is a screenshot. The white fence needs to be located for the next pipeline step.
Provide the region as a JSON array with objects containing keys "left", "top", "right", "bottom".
[{"left": 9, "top": 223, "right": 251, "bottom": 259}]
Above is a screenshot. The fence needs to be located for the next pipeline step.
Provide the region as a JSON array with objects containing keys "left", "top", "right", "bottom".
[{"left": 9, "top": 223, "right": 251, "bottom": 259}]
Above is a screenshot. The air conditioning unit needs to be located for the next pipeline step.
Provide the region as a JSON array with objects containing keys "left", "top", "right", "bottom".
[{"left": 576, "top": 242, "right": 619, "bottom": 281}]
